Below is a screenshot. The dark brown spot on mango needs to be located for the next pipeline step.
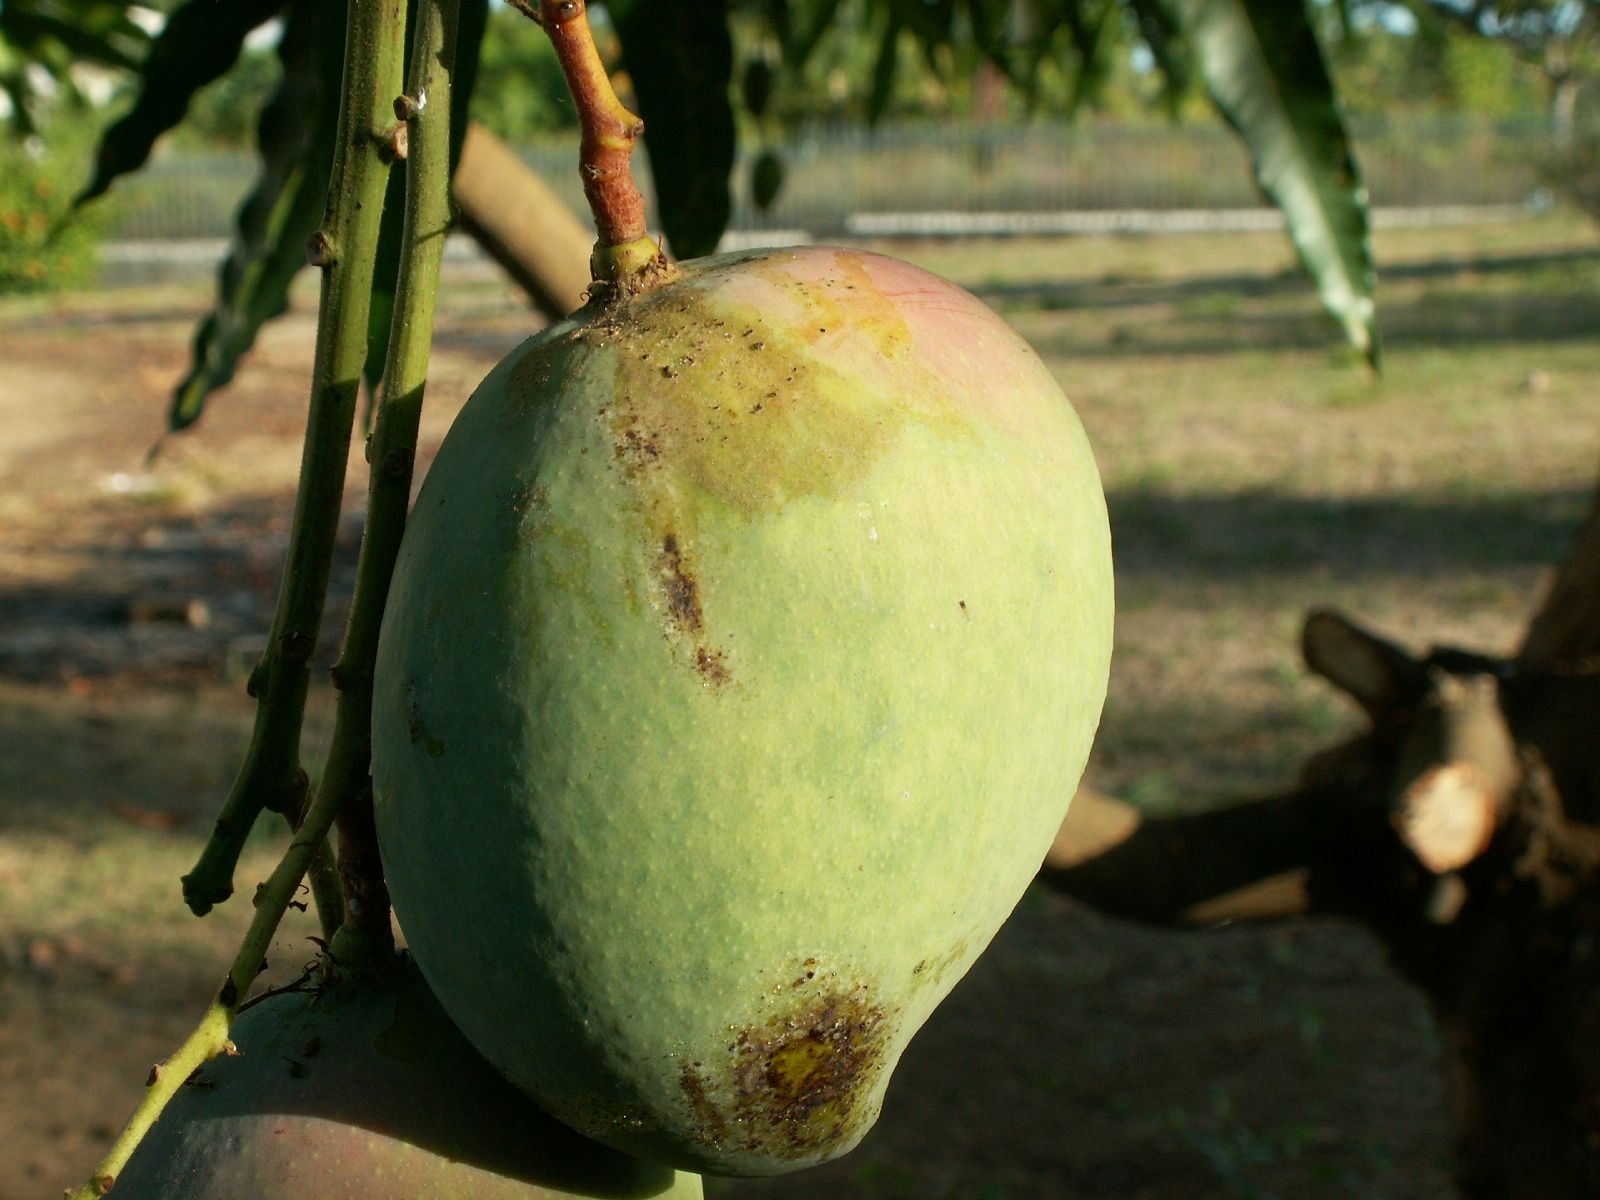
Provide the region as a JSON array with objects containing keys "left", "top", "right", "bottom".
[
  {"left": 695, "top": 646, "right": 732, "bottom": 687},
  {"left": 657, "top": 534, "right": 702, "bottom": 633},
  {"left": 726, "top": 983, "right": 890, "bottom": 1156},
  {"left": 678, "top": 1061, "right": 730, "bottom": 1145}
]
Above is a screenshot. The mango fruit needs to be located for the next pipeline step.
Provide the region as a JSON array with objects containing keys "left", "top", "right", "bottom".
[
  {"left": 371, "top": 246, "right": 1113, "bottom": 1175},
  {"left": 110, "top": 959, "right": 701, "bottom": 1199}
]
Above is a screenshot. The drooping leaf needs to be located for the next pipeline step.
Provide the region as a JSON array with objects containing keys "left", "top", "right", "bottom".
[
  {"left": 1127, "top": 0, "right": 1195, "bottom": 117},
  {"left": 1063, "top": 0, "right": 1123, "bottom": 116},
  {"left": 742, "top": 57, "right": 776, "bottom": 118},
  {"left": 1158, "top": 0, "right": 1379, "bottom": 365},
  {"left": 169, "top": 0, "right": 343, "bottom": 430},
  {"left": 868, "top": 10, "right": 903, "bottom": 124},
  {"left": 1, "top": 7, "right": 143, "bottom": 71},
  {"left": 750, "top": 147, "right": 784, "bottom": 211},
  {"left": 777, "top": 0, "right": 848, "bottom": 71},
  {"left": 0, "top": 0, "right": 151, "bottom": 133},
  {"left": 891, "top": 0, "right": 955, "bottom": 50},
  {"left": 75, "top": 0, "right": 285, "bottom": 207},
  {"left": 450, "top": 0, "right": 488, "bottom": 164},
  {"left": 609, "top": 0, "right": 736, "bottom": 259}
]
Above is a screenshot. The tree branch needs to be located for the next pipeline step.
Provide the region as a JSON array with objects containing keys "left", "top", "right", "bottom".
[
  {"left": 63, "top": 0, "right": 412, "bottom": 1190},
  {"left": 329, "top": 0, "right": 461, "bottom": 962},
  {"left": 180, "top": 0, "right": 409, "bottom": 918}
]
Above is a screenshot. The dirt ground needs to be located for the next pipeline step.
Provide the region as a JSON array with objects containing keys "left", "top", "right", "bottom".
[{"left": 4, "top": 217, "right": 1598, "bottom": 1200}]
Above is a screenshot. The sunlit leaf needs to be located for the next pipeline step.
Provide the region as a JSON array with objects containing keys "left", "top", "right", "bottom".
[
  {"left": 1063, "top": 0, "right": 1123, "bottom": 116},
  {"left": 1158, "top": 0, "right": 1380, "bottom": 365},
  {"left": 75, "top": 0, "right": 284, "bottom": 207}
]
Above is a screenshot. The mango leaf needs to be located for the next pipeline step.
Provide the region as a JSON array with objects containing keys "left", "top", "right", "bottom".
[
  {"left": 0, "top": 0, "right": 151, "bottom": 132},
  {"left": 609, "top": 0, "right": 735, "bottom": 259},
  {"left": 75, "top": 0, "right": 284, "bottom": 207},
  {"left": 169, "top": 0, "right": 342, "bottom": 430},
  {"left": 867, "top": 10, "right": 903, "bottom": 124},
  {"left": 1063, "top": 0, "right": 1122, "bottom": 116},
  {"left": 776, "top": 0, "right": 848, "bottom": 70},
  {"left": 1, "top": 6, "right": 144, "bottom": 71},
  {"left": 1158, "top": 0, "right": 1379, "bottom": 365},
  {"left": 1127, "top": 0, "right": 1195, "bottom": 117}
]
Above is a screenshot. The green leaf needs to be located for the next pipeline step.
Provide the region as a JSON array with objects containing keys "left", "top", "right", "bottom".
[
  {"left": 75, "top": 0, "right": 284, "bottom": 207},
  {"left": 777, "top": 0, "right": 848, "bottom": 71},
  {"left": 609, "top": 0, "right": 736, "bottom": 259},
  {"left": 1063, "top": 1, "right": 1123, "bottom": 116},
  {"left": 750, "top": 147, "right": 784, "bottom": 211},
  {"left": 868, "top": 11, "right": 903, "bottom": 124},
  {"left": 1, "top": 8, "right": 143, "bottom": 71},
  {"left": 169, "top": 0, "right": 343, "bottom": 430},
  {"left": 1127, "top": 0, "right": 1195, "bottom": 117},
  {"left": 0, "top": 0, "right": 150, "bottom": 132},
  {"left": 1159, "top": 0, "right": 1379, "bottom": 365}
]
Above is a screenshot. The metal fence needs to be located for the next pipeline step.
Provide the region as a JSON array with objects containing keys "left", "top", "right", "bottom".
[{"left": 104, "top": 115, "right": 1551, "bottom": 243}]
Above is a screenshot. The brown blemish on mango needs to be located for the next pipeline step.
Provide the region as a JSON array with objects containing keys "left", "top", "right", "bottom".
[
  {"left": 910, "top": 936, "right": 972, "bottom": 989},
  {"left": 677, "top": 1061, "right": 730, "bottom": 1146},
  {"left": 653, "top": 534, "right": 733, "bottom": 688},
  {"left": 501, "top": 478, "right": 551, "bottom": 546},
  {"left": 724, "top": 982, "right": 890, "bottom": 1157},
  {"left": 694, "top": 647, "right": 732, "bottom": 688},
  {"left": 601, "top": 268, "right": 910, "bottom": 521},
  {"left": 502, "top": 327, "right": 587, "bottom": 424},
  {"left": 656, "top": 534, "right": 703, "bottom": 634}
]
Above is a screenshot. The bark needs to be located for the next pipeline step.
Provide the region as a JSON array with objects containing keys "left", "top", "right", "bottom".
[
  {"left": 451, "top": 121, "right": 592, "bottom": 320},
  {"left": 1520, "top": 470, "right": 1600, "bottom": 672},
  {"left": 1041, "top": 609, "right": 1600, "bottom": 1199}
]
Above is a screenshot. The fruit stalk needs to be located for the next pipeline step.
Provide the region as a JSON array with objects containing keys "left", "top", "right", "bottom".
[
  {"left": 180, "top": 0, "right": 407, "bottom": 918},
  {"left": 328, "top": 0, "right": 461, "bottom": 958},
  {"left": 536, "top": 0, "right": 669, "bottom": 285}
]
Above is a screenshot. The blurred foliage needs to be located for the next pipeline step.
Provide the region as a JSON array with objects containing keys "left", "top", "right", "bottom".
[
  {"left": 0, "top": 0, "right": 148, "bottom": 136},
  {"left": 175, "top": 43, "right": 285, "bottom": 148},
  {"left": 0, "top": 130, "right": 108, "bottom": 293},
  {"left": 469, "top": 6, "right": 578, "bottom": 137},
  {"left": 1330, "top": 4, "right": 1550, "bottom": 119},
  {"left": 17, "top": 0, "right": 1591, "bottom": 396}
]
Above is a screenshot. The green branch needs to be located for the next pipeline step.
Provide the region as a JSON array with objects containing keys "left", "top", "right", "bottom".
[
  {"left": 65, "top": 698, "right": 376, "bottom": 1200},
  {"left": 62, "top": 0, "right": 425, "bottom": 1191},
  {"left": 180, "top": 0, "right": 407, "bottom": 917},
  {"left": 329, "top": 0, "right": 460, "bottom": 962}
]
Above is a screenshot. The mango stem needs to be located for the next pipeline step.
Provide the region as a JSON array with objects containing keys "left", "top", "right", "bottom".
[{"left": 534, "top": 0, "right": 670, "bottom": 287}]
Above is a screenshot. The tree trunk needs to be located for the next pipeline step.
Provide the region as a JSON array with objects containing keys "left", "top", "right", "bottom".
[
  {"left": 451, "top": 121, "right": 593, "bottom": 320},
  {"left": 1519, "top": 468, "right": 1600, "bottom": 671}
]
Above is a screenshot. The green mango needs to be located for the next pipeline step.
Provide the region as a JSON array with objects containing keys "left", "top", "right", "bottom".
[
  {"left": 371, "top": 246, "right": 1113, "bottom": 1176},
  {"left": 110, "top": 959, "right": 699, "bottom": 1199}
]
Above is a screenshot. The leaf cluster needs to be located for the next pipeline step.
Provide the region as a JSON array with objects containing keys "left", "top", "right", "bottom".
[
  {"left": 31, "top": 0, "right": 1386, "bottom": 424},
  {"left": 0, "top": 0, "right": 147, "bottom": 136}
]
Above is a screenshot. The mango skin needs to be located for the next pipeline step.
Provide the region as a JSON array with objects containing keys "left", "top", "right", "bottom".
[
  {"left": 110, "top": 959, "right": 701, "bottom": 1199},
  {"left": 371, "top": 246, "right": 1113, "bottom": 1176}
]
